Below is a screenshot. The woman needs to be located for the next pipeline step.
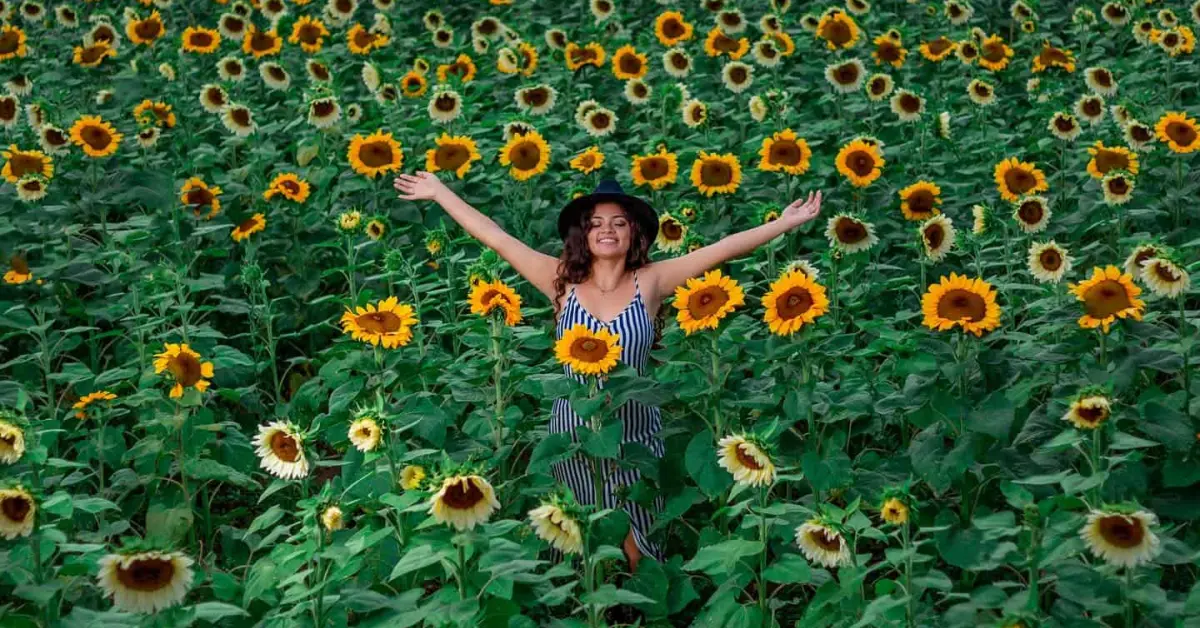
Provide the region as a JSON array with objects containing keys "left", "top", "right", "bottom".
[{"left": 394, "top": 172, "right": 822, "bottom": 570}]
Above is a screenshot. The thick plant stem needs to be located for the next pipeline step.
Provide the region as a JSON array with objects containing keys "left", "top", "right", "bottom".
[
  {"left": 757, "top": 489, "right": 770, "bottom": 628},
  {"left": 313, "top": 523, "right": 326, "bottom": 626},
  {"left": 1098, "top": 330, "right": 1108, "bottom": 368},
  {"left": 1090, "top": 428, "right": 1103, "bottom": 506},
  {"left": 903, "top": 521, "right": 913, "bottom": 627},
  {"left": 710, "top": 332, "right": 722, "bottom": 436},
  {"left": 491, "top": 316, "right": 505, "bottom": 452},
  {"left": 1180, "top": 297, "right": 1191, "bottom": 413},
  {"left": 1124, "top": 568, "right": 1135, "bottom": 626},
  {"left": 457, "top": 543, "right": 468, "bottom": 599}
]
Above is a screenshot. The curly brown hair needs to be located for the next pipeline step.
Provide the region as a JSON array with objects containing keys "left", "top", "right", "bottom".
[{"left": 553, "top": 204, "right": 667, "bottom": 346}]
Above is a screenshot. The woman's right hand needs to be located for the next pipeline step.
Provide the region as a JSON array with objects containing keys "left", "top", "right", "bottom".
[{"left": 394, "top": 171, "right": 448, "bottom": 202}]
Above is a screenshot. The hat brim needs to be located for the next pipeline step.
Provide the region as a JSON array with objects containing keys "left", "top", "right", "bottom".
[{"left": 557, "top": 192, "right": 658, "bottom": 242}]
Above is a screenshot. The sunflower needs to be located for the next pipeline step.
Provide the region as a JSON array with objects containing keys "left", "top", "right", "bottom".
[
  {"left": 468, "top": 279, "right": 522, "bottom": 326},
  {"left": 966, "top": 79, "right": 995, "bottom": 106},
  {"left": 336, "top": 210, "right": 362, "bottom": 233},
  {"left": 153, "top": 343, "right": 215, "bottom": 398},
  {"left": 1028, "top": 241, "right": 1073, "bottom": 284},
  {"left": 921, "top": 274, "right": 1002, "bottom": 336},
  {"left": 565, "top": 41, "right": 606, "bottom": 71},
  {"left": 437, "top": 54, "right": 477, "bottom": 84},
  {"left": 3, "top": 255, "right": 32, "bottom": 285},
  {"left": 919, "top": 36, "right": 956, "bottom": 61},
  {"left": 1084, "top": 66, "right": 1118, "bottom": 96},
  {"left": 320, "top": 506, "right": 344, "bottom": 532},
  {"left": 0, "top": 418, "right": 25, "bottom": 463},
  {"left": 199, "top": 84, "right": 229, "bottom": 114},
  {"left": 1, "top": 145, "right": 53, "bottom": 184},
  {"left": 825, "top": 58, "right": 865, "bottom": 93},
  {"left": 1125, "top": 244, "right": 1162, "bottom": 279},
  {"left": 880, "top": 498, "right": 909, "bottom": 525},
  {"left": 656, "top": 213, "right": 688, "bottom": 252},
  {"left": 73, "top": 41, "right": 115, "bottom": 68},
  {"left": 1085, "top": 142, "right": 1139, "bottom": 180},
  {"left": 836, "top": 138, "right": 885, "bottom": 187},
  {"left": 1155, "top": 111, "right": 1200, "bottom": 153},
  {"left": 1075, "top": 94, "right": 1106, "bottom": 125},
  {"left": 180, "top": 176, "right": 222, "bottom": 219},
  {"left": 307, "top": 97, "right": 341, "bottom": 129},
  {"left": 0, "top": 95, "right": 17, "bottom": 129},
  {"left": 653, "top": 11, "right": 694, "bottom": 47},
  {"left": 529, "top": 504, "right": 583, "bottom": 554},
  {"left": 514, "top": 84, "right": 557, "bottom": 115},
  {"left": 347, "top": 131, "right": 403, "bottom": 179},
  {"left": 340, "top": 296, "right": 419, "bottom": 348},
  {"left": 753, "top": 38, "right": 782, "bottom": 66},
  {"left": 663, "top": 47, "right": 693, "bottom": 78},
  {"left": 721, "top": 61, "right": 753, "bottom": 93},
  {"left": 1081, "top": 509, "right": 1161, "bottom": 568},
  {"left": 242, "top": 24, "right": 282, "bottom": 58},
  {"left": 1013, "top": 195, "right": 1051, "bottom": 233},
  {"left": 72, "top": 390, "right": 118, "bottom": 419},
  {"left": 770, "top": 31, "right": 796, "bottom": 56},
  {"left": 498, "top": 130, "right": 551, "bottom": 182},
  {"left": 1048, "top": 112, "right": 1082, "bottom": 142},
  {"left": 610, "top": 44, "right": 647, "bottom": 80},
  {"left": 816, "top": 9, "right": 860, "bottom": 49},
  {"left": 36, "top": 125, "right": 67, "bottom": 155},
  {"left": 125, "top": 10, "right": 165, "bottom": 46},
  {"left": 253, "top": 421, "right": 310, "bottom": 479},
  {"left": 796, "top": 520, "right": 851, "bottom": 568},
  {"left": 97, "top": 550, "right": 194, "bottom": 614},
  {"left": 1063, "top": 393, "right": 1111, "bottom": 429},
  {"left": 682, "top": 99, "right": 709, "bottom": 127},
  {"left": 259, "top": 62, "right": 290, "bottom": 91},
  {"left": 0, "top": 487, "right": 35, "bottom": 539},
  {"left": 230, "top": 213, "right": 266, "bottom": 243},
  {"left": 1140, "top": 257, "right": 1190, "bottom": 298},
  {"left": 1069, "top": 266, "right": 1146, "bottom": 333},
  {"left": 1031, "top": 42, "right": 1075, "bottom": 73},
  {"left": 69, "top": 115, "right": 122, "bottom": 158},
  {"left": 569, "top": 146, "right": 605, "bottom": 175},
  {"left": 865, "top": 73, "right": 894, "bottom": 101},
  {"left": 921, "top": 215, "right": 956, "bottom": 262},
  {"left": 761, "top": 269, "right": 829, "bottom": 335},
  {"left": 890, "top": 89, "right": 925, "bottom": 122},
  {"left": 673, "top": 269, "right": 745, "bottom": 334},
  {"left": 428, "top": 89, "right": 462, "bottom": 124},
  {"left": 1097, "top": 170, "right": 1136, "bottom": 206},
  {"left": 181, "top": 26, "right": 221, "bottom": 53},
  {"left": 715, "top": 434, "right": 776, "bottom": 486},
  {"left": 132, "top": 100, "right": 176, "bottom": 129},
  {"left": 978, "top": 34, "right": 1013, "bottom": 71},
  {"left": 303, "top": 60, "right": 331, "bottom": 84},
  {"left": 872, "top": 33, "right": 906, "bottom": 67},
  {"left": 216, "top": 56, "right": 247, "bottom": 82},
  {"left": 825, "top": 214, "right": 878, "bottom": 254},
  {"left": 430, "top": 474, "right": 500, "bottom": 531},
  {"left": 221, "top": 104, "right": 256, "bottom": 137},
  {"left": 955, "top": 39, "right": 979, "bottom": 64},
  {"left": 994, "top": 157, "right": 1048, "bottom": 202},
  {"left": 15, "top": 175, "right": 47, "bottom": 202},
  {"left": 422, "top": 134, "right": 480, "bottom": 180},
  {"left": 703, "top": 27, "right": 749, "bottom": 59},
  {"left": 218, "top": 14, "right": 247, "bottom": 41},
  {"left": 399, "top": 465, "right": 427, "bottom": 490},
  {"left": 630, "top": 146, "right": 679, "bottom": 190},
  {"left": 582, "top": 107, "right": 618, "bottom": 137},
  {"left": 348, "top": 416, "right": 382, "bottom": 452},
  {"left": 0, "top": 25, "right": 27, "bottom": 61},
  {"left": 758, "top": 129, "right": 812, "bottom": 176},
  {"left": 690, "top": 151, "right": 742, "bottom": 197},
  {"left": 347, "top": 23, "right": 388, "bottom": 54}
]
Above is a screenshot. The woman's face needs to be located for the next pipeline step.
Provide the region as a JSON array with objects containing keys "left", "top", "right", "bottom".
[{"left": 586, "top": 202, "right": 632, "bottom": 260}]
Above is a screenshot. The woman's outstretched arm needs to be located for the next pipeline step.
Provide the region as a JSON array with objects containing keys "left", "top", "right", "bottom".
[
  {"left": 645, "top": 191, "right": 823, "bottom": 298},
  {"left": 394, "top": 171, "right": 559, "bottom": 300}
]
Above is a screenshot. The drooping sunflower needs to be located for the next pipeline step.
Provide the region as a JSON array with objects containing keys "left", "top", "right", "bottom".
[
  {"left": 181, "top": 26, "right": 221, "bottom": 53},
  {"left": 835, "top": 138, "right": 885, "bottom": 187},
  {"left": 320, "top": 506, "right": 344, "bottom": 532},
  {"left": 528, "top": 504, "right": 583, "bottom": 554},
  {"left": 690, "top": 151, "right": 742, "bottom": 197},
  {"left": 758, "top": 129, "right": 812, "bottom": 175},
  {"left": 198, "top": 84, "right": 229, "bottom": 114},
  {"left": 796, "top": 520, "right": 851, "bottom": 568},
  {"left": 1068, "top": 266, "right": 1146, "bottom": 333},
  {"left": 919, "top": 36, "right": 956, "bottom": 61},
  {"left": 253, "top": 421, "right": 310, "bottom": 479},
  {"left": 673, "top": 269, "right": 745, "bottom": 335},
  {"left": 340, "top": 296, "right": 419, "bottom": 349},
  {"left": 978, "top": 34, "right": 1014, "bottom": 72},
  {"left": 3, "top": 255, "right": 32, "bottom": 285},
  {"left": 762, "top": 269, "right": 829, "bottom": 335},
  {"left": 0, "top": 417, "right": 25, "bottom": 463},
  {"left": 0, "top": 487, "right": 35, "bottom": 539},
  {"left": 825, "top": 58, "right": 865, "bottom": 93},
  {"left": 1124, "top": 121, "right": 1156, "bottom": 151},
  {"left": 468, "top": 279, "right": 522, "bottom": 326},
  {"left": 1140, "top": 257, "right": 1191, "bottom": 298},
  {"left": 348, "top": 416, "right": 382, "bottom": 452},
  {"left": 554, "top": 324, "right": 622, "bottom": 375},
  {"left": 656, "top": 213, "right": 688, "bottom": 253},
  {"left": 880, "top": 498, "right": 909, "bottom": 525},
  {"left": 825, "top": 214, "right": 878, "bottom": 254},
  {"left": 815, "top": 9, "right": 860, "bottom": 49},
  {"left": 1063, "top": 393, "right": 1111, "bottom": 429},
  {"left": 872, "top": 33, "right": 906, "bottom": 67},
  {"left": 97, "top": 550, "right": 195, "bottom": 614},
  {"left": 629, "top": 146, "right": 679, "bottom": 190},
  {"left": 423, "top": 134, "right": 481, "bottom": 180},
  {"left": 126, "top": 10, "right": 165, "bottom": 46},
  {"left": 703, "top": 26, "right": 749, "bottom": 59},
  {"left": 69, "top": 115, "right": 122, "bottom": 158},
  {"left": 716, "top": 434, "right": 776, "bottom": 487},
  {"left": 73, "top": 41, "right": 116, "bottom": 68},
  {"left": 1028, "top": 241, "right": 1073, "bottom": 284},
  {"left": 1081, "top": 509, "right": 1161, "bottom": 568},
  {"left": 153, "top": 343, "right": 215, "bottom": 398},
  {"left": 1155, "top": 111, "right": 1200, "bottom": 153},
  {"left": 921, "top": 215, "right": 956, "bottom": 262},
  {"left": 37, "top": 125, "right": 68, "bottom": 156},
  {"left": 347, "top": 130, "right": 403, "bottom": 178},
  {"left": 259, "top": 62, "right": 291, "bottom": 91},
  {"left": 180, "top": 177, "right": 222, "bottom": 219},
  {"left": 1124, "top": 244, "right": 1161, "bottom": 279},
  {"left": 230, "top": 213, "right": 266, "bottom": 243},
  {"left": 429, "top": 474, "right": 500, "bottom": 531},
  {"left": 1, "top": 145, "right": 53, "bottom": 184},
  {"left": 569, "top": 146, "right": 604, "bottom": 175},
  {"left": 753, "top": 38, "right": 782, "bottom": 66},
  {"left": 72, "top": 390, "right": 118, "bottom": 419},
  {"left": 498, "top": 130, "right": 551, "bottom": 182},
  {"left": 994, "top": 157, "right": 1048, "bottom": 202},
  {"left": 242, "top": 24, "right": 282, "bottom": 58},
  {"left": 921, "top": 274, "right": 1002, "bottom": 336}
]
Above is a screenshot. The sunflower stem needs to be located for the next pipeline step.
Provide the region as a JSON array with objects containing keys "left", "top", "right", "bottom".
[
  {"left": 175, "top": 402, "right": 197, "bottom": 550},
  {"left": 1180, "top": 297, "right": 1192, "bottom": 413},
  {"left": 1124, "top": 567, "right": 1136, "bottom": 627},
  {"left": 456, "top": 542, "right": 468, "bottom": 599},
  {"left": 313, "top": 517, "right": 326, "bottom": 626},
  {"left": 902, "top": 519, "right": 913, "bottom": 627},
  {"left": 1090, "top": 427, "right": 1103, "bottom": 506},
  {"left": 757, "top": 488, "right": 769, "bottom": 628},
  {"left": 490, "top": 315, "right": 505, "bottom": 454},
  {"left": 1098, "top": 329, "right": 1108, "bottom": 368},
  {"left": 710, "top": 331, "right": 723, "bottom": 435}
]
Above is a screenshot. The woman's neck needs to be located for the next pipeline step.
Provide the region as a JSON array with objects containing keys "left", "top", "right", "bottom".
[{"left": 589, "top": 257, "right": 627, "bottom": 291}]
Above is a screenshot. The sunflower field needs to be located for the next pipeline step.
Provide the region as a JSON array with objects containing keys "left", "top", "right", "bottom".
[{"left": 2, "top": 0, "right": 1200, "bottom": 625}]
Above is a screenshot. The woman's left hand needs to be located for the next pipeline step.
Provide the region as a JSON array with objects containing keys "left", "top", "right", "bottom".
[{"left": 781, "top": 190, "right": 823, "bottom": 228}]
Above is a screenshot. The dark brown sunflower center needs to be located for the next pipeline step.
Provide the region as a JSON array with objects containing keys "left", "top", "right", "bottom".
[
  {"left": 0, "top": 31, "right": 20, "bottom": 55},
  {"left": 0, "top": 433, "right": 15, "bottom": 446},
  {"left": 267, "top": 66, "right": 286, "bottom": 81},
  {"left": 335, "top": 0, "right": 353, "bottom": 12},
  {"left": 808, "top": 528, "right": 843, "bottom": 552},
  {"left": 927, "top": 37, "right": 953, "bottom": 54},
  {"left": 355, "top": 310, "right": 403, "bottom": 333},
  {"left": 924, "top": 224, "right": 945, "bottom": 249},
  {"left": 833, "top": 63, "right": 860, "bottom": 84},
  {"left": 669, "top": 52, "right": 689, "bottom": 69},
  {"left": 1093, "top": 149, "right": 1128, "bottom": 174},
  {"left": 768, "top": 140, "right": 802, "bottom": 165},
  {"left": 1091, "top": 69, "right": 1112, "bottom": 86},
  {"left": 569, "top": 47, "right": 597, "bottom": 65},
  {"left": 663, "top": 18, "right": 685, "bottom": 38},
  {"left": 78, "top": 43, "right": 110, "bottom": 65},
  {"left": 777, "top": 287, "right": 814, "bottom": 319},
  {"left": 20, "top": 179, "right": 43, "bottom": 192},
  {"left": 1039, "top": 249, "right": 1062, "bottom": 270},
  {"left": 869, "top": 77, "right": 888, "bottom": 95},
  {"left": 959, "top": 43, "right": 978, "bottom": 58},
  {"left": 435, "top": 144, "right": 470, "bottom": 170},
  {"left": 434, "top": 94, "right": 458, "bottom": 112},
  {"left": 509, "top": 141, "right": 542, "bottom": 170},
  {"left": 820, "top": 19, "right": 853, "bottom": 46},
  {"left": 1038, "top": 47, "right": 1069, "bottom": 66},
  {"left": 617, "top": 53, "right": 642, "bottom": 74},
  {"left": 1163, "top": 33, "right": 1180, "bottom": 47},
  {"left": 1165, "top": 121, "right": 1198, "bottom": 146},
  {"left": 937, "top": 289, "right": 987, "bottom": 322},
  {"left": 189, "top": 32, "right": 214, "bottom": 47},
  {"left": 734, "top": 444, "right": 763, "bottom": 469},
  {"left": 728, "top": 66, "right": 748, "bottom": 83},
  {"left": 973, "top": 83, "right": 991, "bottom": 97},
  {"left": 1, "top": 495, "right": 30, "bottom": 522},
  {"left": 0, "top": 98, "right": 15, "bottom": 120},
  {"left": 1055, "top": 116, "right": 1077, "bottom": 132},
  {"left": 43, "top": 128, "right": 67, "bottom": 146},
  {"left": 222, "top": 17, "right": 245, "bottom": 34},
  {"left": 7, "top": 153, "right": 45, "bottom": 177},
  {"left": 877, "top": 41, "right": 902, "bottom": 62},
  {"left": 168, "top": 353, "right": 203, "bottom": 386},
  {"left": 250, "top": 31, "right": 277, "bottom": 52},
  {"left": 92, "top": 25, "right": 116, "bottom": 43},
  {"left": 1097, "top": 515, "right": 1145, "bottom": 548},
  {"left": 522, "top": 88, "right": 549, "bottom": 106},
  {"left": 836, "top": 219, "right": 867, "bottom": 243},
  {"left": 1076, "top": 404, "right": 1108, "bottom": 424},
  {"left": 661, "top": 219, "right": 683, "bottom": 240},
  {"left": 312, "top": 100, "right": 335, "bottom": 118},
  {"left": 1081, "top": 99, "right": 1102, "bottom": 116},
  {"left": 237, "top": 217, "right": 260, "bottom": 232},
  {"left": 223, "top": 61, "right": 243, "bottom": 75},
  {"left": 713, "top": 32, "right": 740, "bottom": 52},
  {"left": 80, "top": 124, "right": 113, "bottom": 150},
  {"left": 116, "top": 559, "right": 175, "bottom": 591},
  {"left": 1004, "top": 167, "right": 1036, "bottom": 195},
  {"left": 443, "top": 480, "right": 484, "bottom": 508},
  {"left": 445, "top": 61, "right": 470, "bottom": 77},
  {"left": 688, "top": 286, "right": 730, "bottom": 318},
  {"left": 688, "top": 104, "right": 705, "bottom": 122},
  {"left": 700, "top": 159, "right": 733, "bottom": 186},
  {"left": 1106, "top": 176, "right": 1129, "bottom": 195},
  {"left": 10, "top": 257, "right": 29, "bottom": 274},
  {"left": 1018, "top": 200, "right": 1044, "bottom": 224},
  {"left": 569, "top": 337, "right": 610, "bottom": 362},
  {"left": 1083, "top": 279, "right": 1133, "bottom": 318},
  {"left": 635, "top": 157, "right": 666, "bottom": 180},
  {"left": 357, "top": 140, "right": 397, "bottom": 167},
  {"left": 269, "top": 430, "right": 300, "bottom": 462},
  {"left": 134, "top": 18, "right": 163, "bottom": 40},
  {"left": 982, "top": 41, "right": 1007, "bottom": 62},
  {"left": 352, "top": 29, "right": 374, "bottom": 48},
  {"left": 297, "top": 24, "right": 323, "bottom": 45},
  {"left": 899, "top": 94, "right": 921, "bottom": 112},
  {"left": 1151, "top": 262, "right": 1181, "bottom": 283},
  {"left": 231, "top": 108, "right": 251, "bottom": 126},
  {"left": 845, "top": 150, "right": 875, "bottom": 176}
]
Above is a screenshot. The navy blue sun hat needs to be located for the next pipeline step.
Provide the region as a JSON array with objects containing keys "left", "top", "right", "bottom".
[{"left": 557, "top": 179, "right": 659, "bottom": 240}]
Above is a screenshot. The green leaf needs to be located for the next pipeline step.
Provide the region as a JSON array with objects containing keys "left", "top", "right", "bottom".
[
  {"left": 184, "top": 459, "right": 260, "bottom": 489},
  {"left": 191, "top": 602, "right": 249, "bottom": 622},
  {"left": 967, "top": 390, "right": 1015, "bottom": 441},
  {"left": 682, "top": 539, "right": 763, "bottom": 576},
  {"left": 1139, "top": 401, "right": 1192, "bottom": 452},
  {"left": 685, "top": 430, "right": 732, "bottom": 497},
  {"left": 763, "top": 554, "right": 812, "bottom": 584},
  {"left": 388, "top": 544, "right": 446, "bottom": 580},
  {"left": 580, "top": 584, "right": 656, "bottom": 609},
  {"left": 580, "top": 420, "right": 623, "bottom": 459}
]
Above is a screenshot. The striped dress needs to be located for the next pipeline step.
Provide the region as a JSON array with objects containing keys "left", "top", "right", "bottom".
[{"left": 551, "top": 270, "right": 666, "bottom": 561}]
